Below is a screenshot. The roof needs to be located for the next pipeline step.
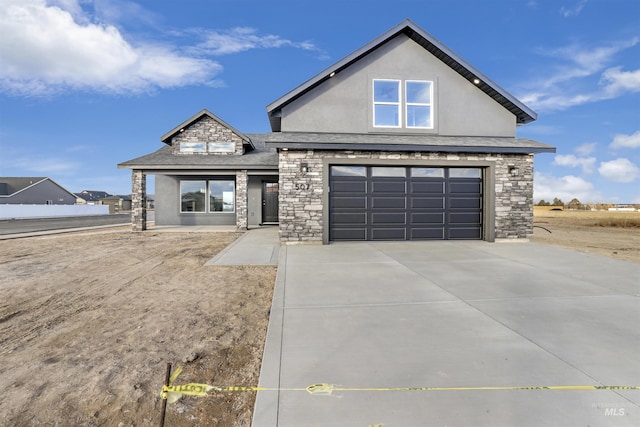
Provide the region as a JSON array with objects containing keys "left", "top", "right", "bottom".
[
  {"left": 76, "top": 190, "right": 111, "bottom": 201},
  {"left": 261, "top": 132, "right": 555, "bottom": 154},
  {"left": 0, "top": 177, "right": 78, "bottom": 198},
  {"left": 267, "top": 19, "right": 537, "bottom": 132},
  {"left": 118, "top": 139, "right": 278, "bottom": 171},
  {"left": 160, "top": 109, "right": 254, "bottom": 150}
]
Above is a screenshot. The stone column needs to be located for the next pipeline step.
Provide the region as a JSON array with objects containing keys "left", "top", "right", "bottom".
[
  {"left": 131, "top": 170, "right": 147, "bottom": 232},
  {"left": 235, "top": 170, "right": 248, "bottom": 231}
]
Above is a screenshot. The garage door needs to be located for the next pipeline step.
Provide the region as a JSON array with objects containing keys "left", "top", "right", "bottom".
[{"left": 329, "top": 166, "right": 482, "bottom": 241}]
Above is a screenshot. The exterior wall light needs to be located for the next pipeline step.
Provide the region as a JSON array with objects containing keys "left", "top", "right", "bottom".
[
  {"left": 301, "top": 163, "right": 309, "bottom": 174},
  {"left": 509, "top": 166, "right": 519, "bottom": 177}
]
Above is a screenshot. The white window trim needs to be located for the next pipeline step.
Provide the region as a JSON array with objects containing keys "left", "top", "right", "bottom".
[
  {"left": 405, "top": 80, "right": 433, "bottom": 129},
  {"left": 373, "top": 79, "right": 402, "bottom": 128}
]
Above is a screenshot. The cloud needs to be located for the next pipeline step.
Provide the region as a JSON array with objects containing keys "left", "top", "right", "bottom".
[
  {"left": 194, "top": 27, "right": 320, "bottom": 56},
  {"left": 534, "top": 172, "right": 599, "bottom": 202},
  {"left": 575, "top": 142, "right": 597, "bottom": 156},
  {"left": 610, "top": 131, "right": 640, "bottom": 149},
  {"left": 553, "top": 154, "right": 596, "bottom": 173},
  {"left": 598, "top": 158, "right": 640, "bottom": 182},
  {"left": 0, "top": 0, "right": 222, "bottom": 95},
  {"left": 560, "top": 0, "right": 588, "bottom": 17},
  {"left": 519, "top": 37, "right": 639, "bottom": 112}
]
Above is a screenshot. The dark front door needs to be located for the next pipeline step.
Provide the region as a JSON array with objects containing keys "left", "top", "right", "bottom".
[
  {"left": 262, "top": 182, "right": 279, "bottom": 223},
  {"left": 329, "top": 166, "right": 482, "bottom": 241}
]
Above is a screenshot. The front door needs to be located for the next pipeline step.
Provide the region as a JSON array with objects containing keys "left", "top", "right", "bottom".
[{"left": 262, "top": 182, "right": 279, "bottom": 223}]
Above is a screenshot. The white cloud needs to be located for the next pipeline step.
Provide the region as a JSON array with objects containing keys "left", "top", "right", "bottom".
[
  {"left": 610, "top": 131, "right": 640, "bottom": 149},
  {"left": 519, "top": 37, "right": 639, "bottom": 112},
  {"left": 195, "top": 27, "right": 319, "bottom": 56},
  {"left": 534, "top": 172, "right": 599, "bottom": 203},
  {"left": 575, "top": 142, "right": 597, "bottom": 156},
  {"left": 0, "top": 0, "right": 222, "bottom": 95},
  {"left": 560, "top": 0, "right": 588, "bottom": 17},
  {"left": 553, "top": 154, "right": 596, "bottom": 173},
  {"left": 598, "top": 158, "right": 640, "bottom": 182}
]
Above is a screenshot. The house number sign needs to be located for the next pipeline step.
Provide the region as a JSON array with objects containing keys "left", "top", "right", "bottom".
[{"left": 295, "top": 183, "right": 310, "bottom": 191}]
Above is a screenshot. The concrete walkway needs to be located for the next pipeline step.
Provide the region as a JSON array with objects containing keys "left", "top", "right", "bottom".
[
  {"left": 252, "top": 240, "right": 640, "bottom": 426},
  {"left": 206, "top": 226, "right": 280, "bottom": 266}
]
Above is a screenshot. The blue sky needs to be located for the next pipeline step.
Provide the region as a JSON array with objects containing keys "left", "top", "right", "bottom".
[{"left": 1, "top": 0, "right": 639, "bottom": 203}]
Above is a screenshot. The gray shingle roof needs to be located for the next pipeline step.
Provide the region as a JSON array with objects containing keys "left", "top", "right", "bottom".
[
  {"left": 118, "top": 140, "right": 278, "bottom": 170},
  {"left": 259, "top": 132, "right": 555, "bottom": 154}
]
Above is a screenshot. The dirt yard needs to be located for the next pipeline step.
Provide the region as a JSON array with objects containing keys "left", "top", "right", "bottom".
[
  {"left": 0, "top": 229, "right": 276, "bottom": 426},
  {"left": 533, "top": 210, "right": 640, "bottom": 263},
  {"left": 1, "top": 213, "right": 638, "bottom": 426}
]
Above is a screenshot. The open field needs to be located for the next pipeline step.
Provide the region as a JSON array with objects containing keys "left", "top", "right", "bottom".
[
  {"left": 0, "top": 215, "right": 638, "bottom": 426},
  {"left": 0, "top": 230, "right": 276, "bottom": 426},
  {"left": 533, "top": 210, "right": 640, "bottom": 263}
]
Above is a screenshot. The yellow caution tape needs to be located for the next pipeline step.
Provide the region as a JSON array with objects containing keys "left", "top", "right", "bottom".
[{"left": 161, "top": 377, "right": 640, "bottom": 402}]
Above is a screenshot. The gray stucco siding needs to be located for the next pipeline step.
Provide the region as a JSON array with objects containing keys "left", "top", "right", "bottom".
[{"left": 280, "top": 35, "right": 516, "bottom": 137}]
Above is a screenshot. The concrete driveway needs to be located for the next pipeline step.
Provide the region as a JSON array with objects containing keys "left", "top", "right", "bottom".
[{"left": 252, "top": 240, "right": 640, "bottom": 426}]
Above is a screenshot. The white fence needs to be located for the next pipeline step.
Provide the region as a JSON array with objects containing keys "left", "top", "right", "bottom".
[{"left": 0, "top": 204, "right": 110, "bottom": 219}]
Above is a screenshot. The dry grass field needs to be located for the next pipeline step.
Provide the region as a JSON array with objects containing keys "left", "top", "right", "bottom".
[{"left": 533, "top": 209, "right": 640, "bottom": 263}]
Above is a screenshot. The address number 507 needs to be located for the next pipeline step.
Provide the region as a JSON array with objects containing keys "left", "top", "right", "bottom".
[{"left": 295, "top": 183, "right": 310, "bottom": 191}]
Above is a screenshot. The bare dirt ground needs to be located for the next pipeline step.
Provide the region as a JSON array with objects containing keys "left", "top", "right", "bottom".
[
  {"left": 1, "top": 213, "right": 638, "bottom": 426},
  {"left": 533, "top": 210, "right": 640, "bottom": 263},
  {"left": 0, "top": 229, "right": 276, "bottom": 426}
]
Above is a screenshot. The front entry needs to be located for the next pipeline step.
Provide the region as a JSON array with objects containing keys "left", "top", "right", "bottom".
[{"left": 262, "top": 182, "right": 279, "bottom": 223}]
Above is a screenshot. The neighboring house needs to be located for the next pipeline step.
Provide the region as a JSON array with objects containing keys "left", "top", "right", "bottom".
[
  {"left": 0, "top": 177, "right": 77, "bottom": 205},
  {"left": 119, "top": 19, "right": 554, "bottom": 242},
  {"left": 100, "top": 195, "right": 132, "bottom": 214},
  {"left": 76, "top": 190, "right": 112, "bottom": 205}
]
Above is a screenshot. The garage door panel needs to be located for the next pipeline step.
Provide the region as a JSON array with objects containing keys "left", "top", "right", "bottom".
[
  {"left": 410, "top": 181, "right": 445, "bottom": 193},
  {"left": 449, "top": 197, "right": 482, "bottom": 209},
  {"left": 331, "top": 212, "right": 367, "bottom": 224},
  {"left": 371, "top": 181, "right": 406, "bottom": 193},
  {"left": 331, "top": 181, "right": 367, "bottom": 192},
  {"left": 371, "top": 212, "right": 406, "bottom": 224},
  {"left": 449, "top": 181, "right": 482, "bottom": 194},
  {"left": 331, "top": 228, "right": 367, "bottom": 240},
  {"left": 448, "top": 227, "right": 482, "bottom": 239},
  {"left": 410, "top": 228, "right": 445, "bottom": 239},
  {"left": 411, "top": 197, "right": 445, "bottom": 209},
  {"left": 371, "top": 228, "right": 406, "bottom": 240},
  {"left": 332, "top": 196, "right": 367, "bottom": 209},
  {"left": 449, "top": 212, "right": 482, "bottom": 225},
  {"left": 411, "top": 212, "right": 444, "bottom": 224},
  {"left": 371, "top": 196, "right": 406, "bottom": 209}
]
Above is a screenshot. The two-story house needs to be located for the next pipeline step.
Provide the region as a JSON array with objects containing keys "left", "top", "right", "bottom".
[{"left": 119, "top": 19, "right": 554, "bottom": 243}]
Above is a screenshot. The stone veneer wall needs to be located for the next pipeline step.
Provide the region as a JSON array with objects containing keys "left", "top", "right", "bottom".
[
  {"left": 131, "top": 169, "right": 147, "bottom": 232},
  {"left": 235, "top": 170, "right": 248, "bottom": 231},
  {"left": 171, "top": 116, "right": 245, "bottom": 155},
  {"left": 278, "top": 150, "right": 534, "bottom": 242}
]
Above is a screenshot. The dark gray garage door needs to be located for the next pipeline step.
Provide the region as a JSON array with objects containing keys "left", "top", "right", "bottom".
[{"left": 329, "top": 166, "right": 482, "bottom": 241}]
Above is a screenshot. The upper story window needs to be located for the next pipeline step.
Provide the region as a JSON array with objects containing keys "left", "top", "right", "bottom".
[
  {"left": 373, "top": 79, "right": 433, "bottom": 129},
  {"left": 179, "top": 141, "right": 236, "bottom": 153}
]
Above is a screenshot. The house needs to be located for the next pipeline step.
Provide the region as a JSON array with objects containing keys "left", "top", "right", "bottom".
[
  {"left": 100, "top": 194, "right": 132, "bottom": 214},
  {"left": 76, "top": 190, "right": 112, "bottom": 205},
  {"left": 119, "top": 19, "right": 555, "bottom": 242},
  {"left": 0, "top": 177, "right": 77, "bottom": 205}
]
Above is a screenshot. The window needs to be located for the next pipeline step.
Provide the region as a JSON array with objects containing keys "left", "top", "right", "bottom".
[
  {"left": 180, "top": 180, "right": 235, "bottom": 213},
  {"left": 179, "top": 142, "right": 207, "bottom": 153},
  {"left": 331, "top": 165, "right": 367, "bottom": 177},
  {"left": 208, "top": 141, "right": 235, "bottom": 153},
  {"left": 373, "top": 80, "right": 401, "bottom": 127},
  {"left": 209, "top": 181, "right": 235, "bottom": 212},
  {"left": 406, "top": 81, "right": 432, "bottom": 128},
  {"left": 373, "top": 79, "right": 433, "bottom": 129},
  {"left": 449, "top": 168, "right": 482, "bottom": 178},
  {"left": 181, "top": 181, "right": 206, "bottom": 212}
]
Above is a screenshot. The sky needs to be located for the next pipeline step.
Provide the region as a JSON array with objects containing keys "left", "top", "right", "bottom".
[{"left": 0, "top": 0, "right": 639, "bottom": 204}]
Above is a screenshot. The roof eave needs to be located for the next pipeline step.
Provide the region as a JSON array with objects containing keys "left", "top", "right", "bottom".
[{"left": 265, "top": 142, "right": 555, "bottom": 154}]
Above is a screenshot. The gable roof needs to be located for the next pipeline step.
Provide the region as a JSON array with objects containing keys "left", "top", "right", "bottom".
[
  {"left": 0, "top": 177, "right": 77, "bottom": 199},
  {"left": 160, "top": 109, "right": 254, "bottom": 150},
  {"left": 267, "top": 19, "right": 537, "bottom": 132}
]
